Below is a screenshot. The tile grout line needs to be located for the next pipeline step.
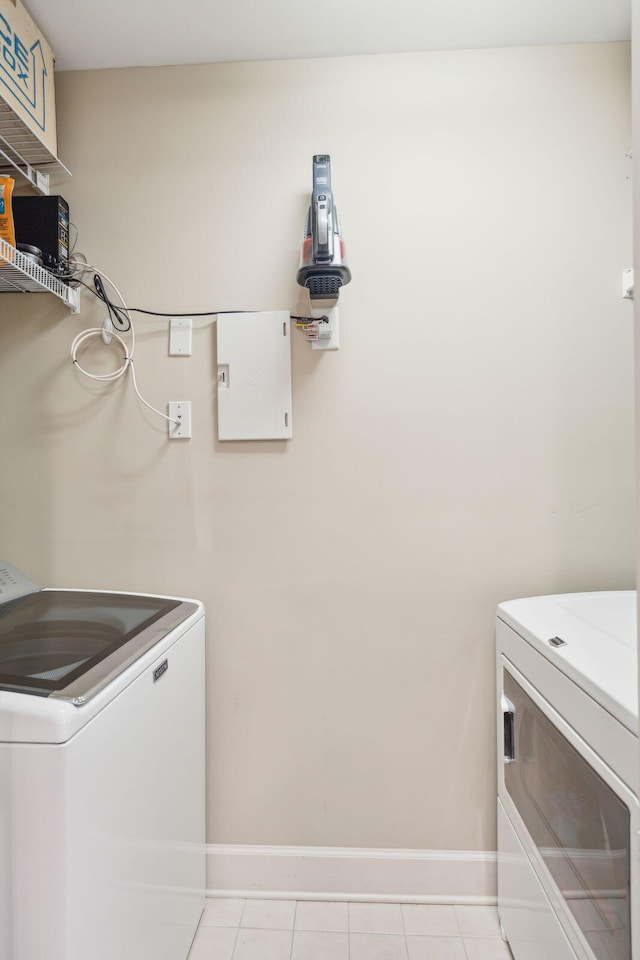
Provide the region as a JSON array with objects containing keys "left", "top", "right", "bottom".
[
  {"left": 238, "top": 898, "right": 248, "bottom": 926},
  {"left": 456, "top": 903, "right": 474, "bottom": 960},
  {"left": 399, "top": 902, "right": 409, "bottom": 960},
  {"left": 230, "top": 899, "right": 248, "bottom": 960},
  {"left": 455, "top": 904, "right": 473, "bottom": 960},
  {"left": 289, "top": 901, "right": 298, "bottom": 960},
  {"left": 230, "top": 923, "right": 242, "bottom": 960}
]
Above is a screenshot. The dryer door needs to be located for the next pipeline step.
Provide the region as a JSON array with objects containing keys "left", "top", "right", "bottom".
[{"left": 502, "top": 667, "right": 631, "bottom": 960}]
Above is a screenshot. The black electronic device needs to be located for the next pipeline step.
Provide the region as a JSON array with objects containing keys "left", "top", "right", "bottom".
[{"left": 12, "top": 195, "right": 70, "bottom": 279}]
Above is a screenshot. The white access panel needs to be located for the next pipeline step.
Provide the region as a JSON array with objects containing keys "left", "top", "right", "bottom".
[{"left": 216, "top": 311, "right": 292, "bottom": 441}]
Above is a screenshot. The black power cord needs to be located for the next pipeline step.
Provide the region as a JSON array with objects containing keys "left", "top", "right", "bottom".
[
  {"left": 93, "top": 275, "right": 131, "bottom": 331},
  {"left": 78, "top": 276, "right": 324, "bottom": 324},
  {"left": 128, "top": 307, "right": 226, "bottom": 317}
]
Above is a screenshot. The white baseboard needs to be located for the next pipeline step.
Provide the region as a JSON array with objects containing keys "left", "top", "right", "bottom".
[{"left": 207, "top": 844, "right": 497, "bottom": 904}]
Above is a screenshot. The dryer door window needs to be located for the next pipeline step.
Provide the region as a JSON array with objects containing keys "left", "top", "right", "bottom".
[{"left": 503, "top": 670, "right": 631, "bottom": 960}]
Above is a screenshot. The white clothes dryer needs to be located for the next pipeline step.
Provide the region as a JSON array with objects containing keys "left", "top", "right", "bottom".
[
  {"left": 0, "top": 563, "right": 206, "bottom": 960},
  {"left": 496, "top": 591, "right": 638, "bottom": 960}
]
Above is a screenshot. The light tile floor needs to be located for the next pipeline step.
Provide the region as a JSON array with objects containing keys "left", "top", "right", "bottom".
[{"left": 187, "top": 900, "right": 513, "bottom": 960}]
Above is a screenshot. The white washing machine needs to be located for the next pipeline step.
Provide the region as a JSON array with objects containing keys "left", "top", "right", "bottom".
[
  {"left": 0, "top": 563, "right": 206, "bottom": 960},
  {"left": 496, "top": 591, "right": 638, "bottom": 960}
]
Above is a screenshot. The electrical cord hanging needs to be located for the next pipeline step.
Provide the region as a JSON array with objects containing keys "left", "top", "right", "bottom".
[
  {"left": 64, "top": 241, "right": 318, "bottom": 428},
  {"left": 64, "top": 254, "right": 318, "bottom": 323},
  {"left": 70, "top": 266, "right": 178, "bottom": 427},
  {"left": 127, "top": 307, "right": 255, "bottom": 317},
  {"left": 128, "top": 307, "right": 223, "bottom": 317},
  {"left": 93, "top": 274, "right": 131, "bottom": 331},
  {"left": 71, "top": 328, "right": 177, "bottom": 425},
  {"left": 68, "top": 223, "right": 79, "bottom": 259}
]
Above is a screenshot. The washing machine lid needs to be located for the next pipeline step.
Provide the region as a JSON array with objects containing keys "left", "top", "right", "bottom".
[
  {"left": 497, "top": 590, "right": 637, "bottom": 732},
  {"left": 0, "top": 588, "right": 199, "bottom": 705}
]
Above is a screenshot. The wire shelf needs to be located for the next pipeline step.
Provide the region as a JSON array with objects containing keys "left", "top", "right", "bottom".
[
  {"left": 0, "top": 238, "right": 80, "bottom": 313},
  {"left": 0, "top": 104, "right": 71, "bottom": 195}
]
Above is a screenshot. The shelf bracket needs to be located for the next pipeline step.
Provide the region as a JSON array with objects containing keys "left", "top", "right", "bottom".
[{"left": 65, "top": 286, "right": 81, "bottom": 314}]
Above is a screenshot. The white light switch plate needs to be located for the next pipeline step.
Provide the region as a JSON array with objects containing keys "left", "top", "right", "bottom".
[{"left": 169, "top": 318, "right": 193, "bottom": 355}]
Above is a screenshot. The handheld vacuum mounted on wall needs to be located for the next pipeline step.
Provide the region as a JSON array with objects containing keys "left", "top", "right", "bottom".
[{"left": 296, "top": 155, "right": 351, "bottom": 307}]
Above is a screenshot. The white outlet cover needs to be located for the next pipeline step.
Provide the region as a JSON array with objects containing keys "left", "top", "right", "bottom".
[
  {"left": 168, "top": 401, "right": 191, "bottom": 438},
  {"left": 169, "top": 318, "right": 193, "bottom": 355}
]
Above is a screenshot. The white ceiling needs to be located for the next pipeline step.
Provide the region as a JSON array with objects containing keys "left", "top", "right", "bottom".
[{"left": 23, "top": 0, "right": 630, "bottom": 72}]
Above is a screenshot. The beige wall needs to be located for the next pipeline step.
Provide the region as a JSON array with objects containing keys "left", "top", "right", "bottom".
[
  {"left": 0, "top": 42, "right": 634, "bottom": 851},
  {"left": 634, "top": 1, "right": 640, "bottom": 833}
]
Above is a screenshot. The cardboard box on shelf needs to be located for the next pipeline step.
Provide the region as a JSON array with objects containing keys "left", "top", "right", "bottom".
[{"left": 0, "top": 0, "right": 57, "bottom": 162}]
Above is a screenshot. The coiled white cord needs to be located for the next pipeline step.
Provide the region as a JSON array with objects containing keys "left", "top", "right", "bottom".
[{"left": 70, "top": 267, "right": 178, "bottom": 426}]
